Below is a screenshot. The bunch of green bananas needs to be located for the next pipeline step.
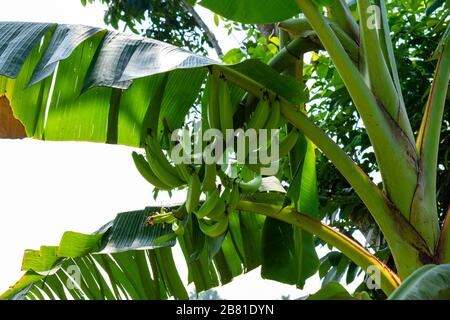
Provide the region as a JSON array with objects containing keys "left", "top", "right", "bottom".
[{"left": 132, "top": 73, "right": 300, "bottom": 239}]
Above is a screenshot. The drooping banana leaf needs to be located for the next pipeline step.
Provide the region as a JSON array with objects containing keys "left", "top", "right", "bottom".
[
  {"left": 0, "top": 206, "right": 179, "bottom": 300},
  {"left": 388, "top": 264, "right": 450, "bottom": 300},
  {"left": 1, "top": 204, "right": 265, "bottom": 300},
  {"left": 0, "top": 22, "right": 303, "bottom": 147}
]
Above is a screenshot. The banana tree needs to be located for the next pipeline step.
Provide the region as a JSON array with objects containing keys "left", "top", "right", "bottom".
[{"left": 1, "top": 0, "right": 449, "bottom": 300}]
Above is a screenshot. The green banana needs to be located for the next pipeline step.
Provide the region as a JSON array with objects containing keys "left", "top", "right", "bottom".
[
  {"left": 247, "top": 96, "right": 270, "bottom": 130},
  {"left": 174, "top": 158, "right": 191, "bottom": 184},
  {"left": 207, "top": 73, "right": 221, "bottom": 130},
  {"left": 279, "top": 129, "right": 300, "bottom": 157},
  {"left": 154, "top": 233, "right": 177, "bottom": 245},
  {"left": 206, "top": 187, "right": 230, "bottom": 220},
  {"left": 263, "top": 99, "right": 281, "bottom": 130},
  {"left": 218, "top": 77, "right": 234, "bottom": 133},
  {"left": 186, "top": 172, "right": 202, "bottom": 214},
  {"left": 173, "top": 204, "right": 188, "bottom": 220},
  {"left": 226, "top": 184, "right": 240, "bottom": 215},
  {"left": 202, "top": 163, "right": 217, "bottom": 192},
  {"left": 163, "top": 118, "right": 192, "bottom": 183},
  {"left": 238, "top": 175, "right": 262, "bottom": 193},
  {"left": 196, "top": 189, "right": 221, "bottom": 219},
  {"left": 244, "top": 123, "right": 298, "bottom": 174},
  {"left": 162, "top": 119, "right": 192, "bottom": 184},
  {"left": 258, "top": 98, "right": 281, "bottom": 156},
  {"left": 172, "top": 220, "right": 185, "bottom": 236},
  {"left": 132, "top": 151, "right": 173, "bottom": 190},
  {"left": 145, "top": 133, "right": 184, "bottom": 188},
  {"left": 198, "top": 214, "right": 229, "bottom": 238},
  {"left": 243, "top": 97, "right": 271, "bottom": 163}
]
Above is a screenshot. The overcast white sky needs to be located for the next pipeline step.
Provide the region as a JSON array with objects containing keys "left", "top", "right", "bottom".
[{"left": 0, "top": 0, "right": 361, "bottom": 300}]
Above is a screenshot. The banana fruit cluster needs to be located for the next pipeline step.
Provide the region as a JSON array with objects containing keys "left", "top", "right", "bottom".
[{"left": 132, "top": 73, "right": 300, "bottom": 239}]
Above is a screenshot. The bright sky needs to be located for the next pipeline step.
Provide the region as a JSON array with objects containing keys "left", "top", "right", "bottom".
[{"left": 0, "top": 0, "right": 360, "bottom": 300}]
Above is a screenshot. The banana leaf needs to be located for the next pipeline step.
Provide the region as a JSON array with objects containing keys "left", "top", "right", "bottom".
[
  {"left": 199, "top": 0, "right": 301, "bottom": 24},
  {"left": 1, "top": 205, "right": 264, "bottom": 300},
  {"left": 0, "top": 22, "right": 303, "bottom": 147},
  {"left": 388, "top": 264, "right": 450, "bottom": 300}
]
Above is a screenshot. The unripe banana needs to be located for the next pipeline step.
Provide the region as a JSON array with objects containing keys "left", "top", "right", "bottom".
[
  {"left": 247, "top": 96, "right": 270, "bottom": 130},
  {"left": 198, "top": 215, "right": 229, "bottom": 238},
  {"left": 174, "top": 159, "right": 191, "bottom": 184},
  {"left": 174, "top": 204, "right": 188, "bottom": 220},
  {"left": 206, "top": 188, "right": 229, "bottom": 220},
  {"left": 186, "top": 172, "right": 202, "bottom": 214},
  {"left": 244, "top": 97, "right": 271, "bottom": 163},
  {"left": 279, "top": 129, "right": 300, "bottom": 157},
  {"left": 226, "top": 184, "right": 240, "bottom": 215},
  {"left": 162, "top": 118, "right": 191, "bottom": 183},
  {"left": 218, "top": 77, "right": 234, "bottom": 133},
  {"left": 172, "top": 220, "right": 185, "bottom": 236},
  {"left": 238, "top": 175, "right": 262, "bottom": 193},
  {"left": 264, "top": 99, "right": 281, "bottom": 131},
  {"left": 132, "top": 151, "right": 173, "bottom": 190},
  {"left": 196, "top": 189, "right": 220, "bottom": 219},
  {"left": 207, "top": 73, "right": 221, "bottom": 130},
  {"left": 257, "top": 98, "right": 281, "bottom": 158},
  {"left": 145, "top": 134, "right": 184, "bottom": 188},
  {"left": 202, "top": 163, "right": 217, "bottom": 192}
]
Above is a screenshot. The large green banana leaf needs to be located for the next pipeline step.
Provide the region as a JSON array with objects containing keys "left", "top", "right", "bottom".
[
  {"left": 199, "top": 0, "right": 301, "bottom": 24},
  {"left": 388, "top": 264, "right": 450, "bottom": 300},
  {"left": 1, "top": 205, "right": 264, "bottom": 300},
  {"left": 0, "top": 22, "right": 303, "bottom": 147},
  {"left": 261, "top": 137, "right": 320, "bottom": 287}
]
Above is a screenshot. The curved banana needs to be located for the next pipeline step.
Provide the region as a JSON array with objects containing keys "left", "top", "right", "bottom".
[
  {"left": 226, "top": 184, "right": 240, "bottom": 215},
  {"left": 206, "top": 188, "right": 230, "bottom": 220},
  {"left": 207, "top": 73, "right": 221, "bottom": 130},
  {"left": 202, "top": 163, "right": 217, "bottom": 192},
  {"left": 264, "top": 99, "right": 281, "bottom": 130},
  {"left": 247, "top": 96, "right": 270, "bottom": 130},
  {"left": 196, "top": 189, "right": 220, "bottom": 219},
  {"left": 163, "top": 118, "right": 191, "bottom": 184},
  {"left": 186, "top": 172, "right": 202, "bottom": 214},
  {"left": 257, "top": 98, "right": 281, "bottom": 158},
  {"left": 132, "top": 151, "right": 173, "bottom": 190},
  {"left": 174, "top": 159, "right": 191, "bottom": 184},
  {"left": 174, "top": 204, "right": 188, "bottom": 220},
  {"left": 218, "top": 77, "right": 234, "bottom": 133},
  {"left": 172, "top": 220, "right": 185, "bottom": 236},
  {"left": 198, "top": 214, "right": 229, "bottom": 238},
  {"left": 279, "top": 129, "right": 300, "bottom": 157},
  {"left": 145, "top": 133, "right": 184, "bottom": 188},
  {"left": 238, "top": 175, "right": 262, "bottom": 193}
]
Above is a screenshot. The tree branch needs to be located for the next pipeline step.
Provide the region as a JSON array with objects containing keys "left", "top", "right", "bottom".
[{"left": 180, "top": 0, "right": 223, "bottom": 57}]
